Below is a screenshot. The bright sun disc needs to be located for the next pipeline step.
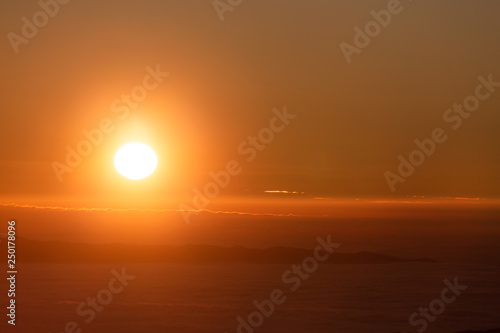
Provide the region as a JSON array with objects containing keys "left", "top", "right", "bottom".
[{"left": 114, "top": 143, "right": 157, "bottom": 180}]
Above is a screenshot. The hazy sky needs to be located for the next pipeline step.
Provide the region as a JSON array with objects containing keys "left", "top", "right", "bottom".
[{"left": 1, "top": 0, "right": 500, "bottom": 205}]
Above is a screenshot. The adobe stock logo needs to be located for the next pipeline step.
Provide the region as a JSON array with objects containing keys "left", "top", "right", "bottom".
[
  {"left": 226, "top": 235, "right": 340, "bottom": 333},
  {"left": 384, "top": 74, "right": 500, "bottom": 192},
  {"left": 213, "top": 0, "right": 243, "bottom": 22},
  {"left": 50, "top": 267, "right": 135, "bottom": 333},
  {"left": 52, "top": 64, "right": 169, "bottom": 182},
  {"left": 7, "top": 0, "right": 72, "bottom": 54},
  {"left": 179, "top": 106, "right": 297, "bottom": 224},
  {"left": 401, "top": 277, "right": 467, "bottom": 333},
  {"left": 339, "top": 0, "right": 406, "bottom": 64}
]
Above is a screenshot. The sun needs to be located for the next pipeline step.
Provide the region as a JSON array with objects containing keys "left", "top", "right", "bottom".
[{"left": 114, "top": 143, "right": 158, "bottom": 180}]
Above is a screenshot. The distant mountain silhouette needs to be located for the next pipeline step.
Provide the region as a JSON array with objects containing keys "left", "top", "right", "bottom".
[{"left": 2, "top": 237, "right": 437, "bottom": 264}]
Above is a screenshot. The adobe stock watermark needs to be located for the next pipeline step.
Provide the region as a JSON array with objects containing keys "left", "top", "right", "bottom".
[
  {"left": 340, "top": 0, "right": 408, "bottom": 64},
  {"left": 7, "top": 0, "right": 72, "bottom": 54},
  {"left": 179, "top": 106, "right": 296, "bottom": 224},
  {"left": 51, "top": 64, "right": 169, "bottom": 182},
  {"left": 5, "top": 220, "right": 17, "bottom": 326},
  {"left": 401, "top": 277, "right": 467, "bottom": 333},
  {"left": 50, "top": 267, "right": 135, "bottom": 333},
  {"left": 213, "top": 0, "right": 243, "bottom": 22},
  {"left": 225, "top": 235, "right": 340, "bottom": 333},
  {"left": 384, "top": 74, "right": 500, "bottom": 192}
]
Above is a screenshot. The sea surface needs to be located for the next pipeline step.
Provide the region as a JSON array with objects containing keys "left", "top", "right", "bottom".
[{"left": 5, "top": 263, "right": 500, "bottom": 333}]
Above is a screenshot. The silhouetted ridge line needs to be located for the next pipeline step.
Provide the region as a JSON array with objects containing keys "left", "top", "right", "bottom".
[{"left": 5, "top": 237, "right": 438, "bottom": 264}]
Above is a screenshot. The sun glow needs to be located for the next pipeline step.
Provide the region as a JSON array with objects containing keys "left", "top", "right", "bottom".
[{"left": 114, "top": 143, "right": 158, "bottom": 180}]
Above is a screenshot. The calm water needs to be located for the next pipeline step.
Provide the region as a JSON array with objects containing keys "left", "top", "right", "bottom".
[{"left": 6, "top": 263, "right": 500, "bottom": 333}]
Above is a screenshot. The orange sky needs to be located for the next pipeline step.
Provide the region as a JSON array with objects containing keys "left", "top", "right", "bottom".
[{"left": 1, "top": 1, "right": 500, "bottom": 244}]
